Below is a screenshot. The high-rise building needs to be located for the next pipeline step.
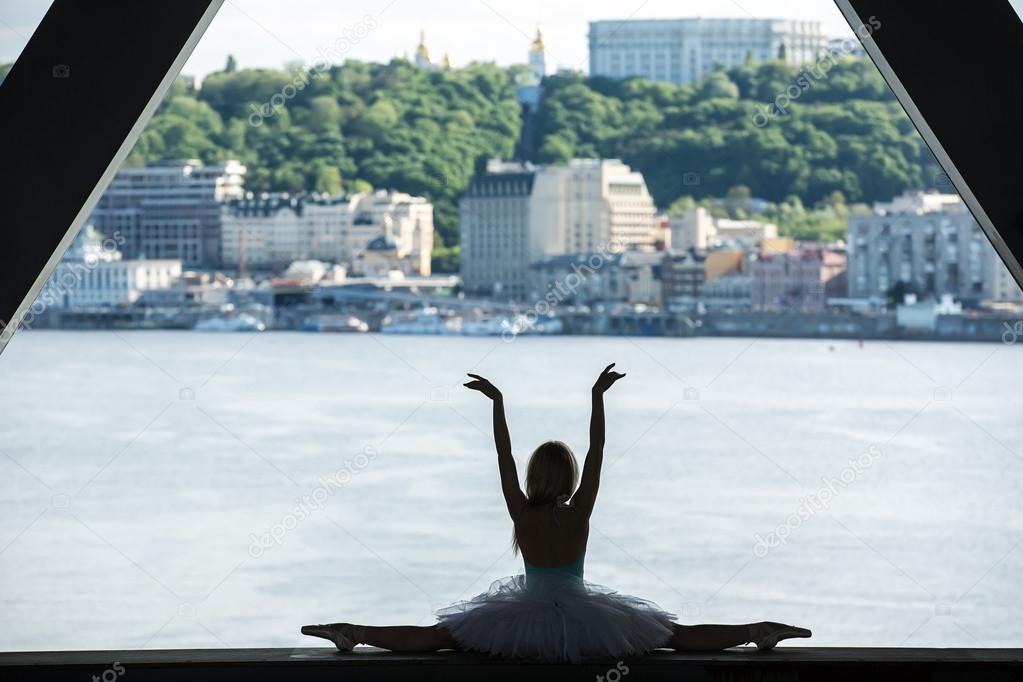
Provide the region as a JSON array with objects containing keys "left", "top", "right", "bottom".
[
  {"left": 847, "top": 191, "right": 1022, "bottom": 303},
  {"left": 89, "top": 159, "right": 246, "bottom": 267},
  {"left": 459, "top": 159, "right": 657, "bottom": 300},
  {"left": 221, "top": 190, "right": 434, "bottom": 275},
  {"left": 543, "top": 159, "right": 658, "bottom": 254},
  {"left": 459, "top": 161, "right": 543, "bottom": 300},
  {"left": 589, "top": 18, "right": 826, "bottom": 85}
]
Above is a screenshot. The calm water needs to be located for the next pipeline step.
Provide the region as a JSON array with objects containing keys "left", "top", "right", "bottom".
[{"left": 1, "top": 330, "right": 1021, "bottom": 651}]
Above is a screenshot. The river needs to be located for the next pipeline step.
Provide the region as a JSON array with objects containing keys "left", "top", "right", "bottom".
[{"left": 0, "top": 330, "right": 1020, "bottom": 650}]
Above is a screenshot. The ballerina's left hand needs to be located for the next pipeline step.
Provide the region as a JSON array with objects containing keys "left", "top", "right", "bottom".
[
  {"left": 592, "top": 363, "right": 626, "bottom": 394},
  {"left": 464, "top": 373, "right": 502, "bottom": 400}
]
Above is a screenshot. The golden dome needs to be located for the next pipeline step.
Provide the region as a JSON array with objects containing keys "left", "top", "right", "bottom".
[
  {"left": 531, "top": 26, "right": 545, "bottom": 53},
  {"left": 416, "top": 30, "right": 430, "bottom": 59}
]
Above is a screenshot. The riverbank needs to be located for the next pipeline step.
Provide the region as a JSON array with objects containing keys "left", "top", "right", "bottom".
[{"left": 25, "top": 306, "right": 1022, "bottom": 343}]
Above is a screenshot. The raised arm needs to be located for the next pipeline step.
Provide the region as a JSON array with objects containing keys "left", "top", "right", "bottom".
[
  {"left": 574, "top": 363, "right": 626, "bottom": 517},
  {"left": 464, "top": 374, "right": 526, "bottom": 519}
]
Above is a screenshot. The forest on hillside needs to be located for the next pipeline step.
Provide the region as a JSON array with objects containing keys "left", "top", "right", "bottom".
[{"left": 0, "top": 56, "right": 943, "bottom": 270}]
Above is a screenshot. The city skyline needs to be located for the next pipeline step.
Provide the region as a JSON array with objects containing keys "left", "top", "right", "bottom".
[{"left": 6, "top": 0, "right": 866, "bottom": 78}]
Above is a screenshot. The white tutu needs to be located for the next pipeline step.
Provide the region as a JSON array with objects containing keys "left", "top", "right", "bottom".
[{"left": 437, "top": 572, "right": 676, "bottom": 662}]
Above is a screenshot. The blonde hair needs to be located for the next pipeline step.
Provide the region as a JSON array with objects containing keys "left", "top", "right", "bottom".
[{"left": 513, "top": 440, "right": 579, "bottom": 554}]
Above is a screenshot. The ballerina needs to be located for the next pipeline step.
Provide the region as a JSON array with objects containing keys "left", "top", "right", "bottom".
[{"left": 303, "top": 364, "right": 811, "bottom": 662}]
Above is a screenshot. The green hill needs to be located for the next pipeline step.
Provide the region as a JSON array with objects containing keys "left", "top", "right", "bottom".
[{"left": 105, "top": 56, "right": 942, "bottom": 270}]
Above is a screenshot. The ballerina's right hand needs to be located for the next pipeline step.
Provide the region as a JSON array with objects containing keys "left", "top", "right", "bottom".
[{"left": 464, "top": 373, "right": 502, "bottom": 400}]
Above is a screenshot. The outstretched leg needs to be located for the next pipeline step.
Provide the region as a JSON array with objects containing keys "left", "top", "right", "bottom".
[
  {"left": 670, "top": 622, "right": 811, "bottom": 651},
  {"left": 302, "top": 623, "right": 459, "bottom": 653}
]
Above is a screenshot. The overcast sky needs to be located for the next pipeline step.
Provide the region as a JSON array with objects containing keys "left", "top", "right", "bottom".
[
  {"left": 2, "top": 0, "right": 855, "bottom": 77},
  {"left": 4, "top": 1, "right": 1023, "bottom": 77}
]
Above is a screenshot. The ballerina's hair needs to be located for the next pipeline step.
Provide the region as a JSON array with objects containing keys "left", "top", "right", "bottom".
[{"left": 512, "top": 440, "right": 579, "bottom": 554}]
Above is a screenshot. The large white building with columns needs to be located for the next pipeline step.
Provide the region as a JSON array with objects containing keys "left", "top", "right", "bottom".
[{"left": 589, "top": 18, "right": 826, "bottom": 85}]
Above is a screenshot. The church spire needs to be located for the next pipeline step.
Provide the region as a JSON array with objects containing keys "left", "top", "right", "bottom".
[
  {"left": 528, "top": 24, "right": 546, "bottom": 82},
  {"left": 531, "top": 25, "right": 545, "bottom": 53},
  {"left": 415, "top": 30, "right": 431, "bottom": 65}
]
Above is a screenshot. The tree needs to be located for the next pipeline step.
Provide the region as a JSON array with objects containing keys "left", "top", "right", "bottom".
[
  {"left": 126, "top": 56, "right": 927, "bottom": 271},
  {"left": 699, "top": 72, "right": 740, "bottom": 100},
  {"left": 313, "top": 164, "right": 342, "bottom": 194},
  {"left": 725, "top": 185, "right": 753, "bottom": 215}
]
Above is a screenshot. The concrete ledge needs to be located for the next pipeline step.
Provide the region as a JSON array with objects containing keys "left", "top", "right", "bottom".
[{"left": 3, "top": 647, "right": 1023, "bottom": 682}]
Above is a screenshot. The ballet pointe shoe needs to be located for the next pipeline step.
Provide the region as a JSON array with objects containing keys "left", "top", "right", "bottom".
[
  {"left": 747, "top": 622, "right": 812, "bottom": 650},
  {"left": 301, "top": 623, "right": 360, "bottom": 651}
]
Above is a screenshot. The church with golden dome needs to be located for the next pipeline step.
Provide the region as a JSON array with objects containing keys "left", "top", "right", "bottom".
[{"left": 411, "top": 26, "right": 546, "bottom": 77}]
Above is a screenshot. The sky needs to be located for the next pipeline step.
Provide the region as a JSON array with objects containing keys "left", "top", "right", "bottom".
[
  {"left": 4, "top": 0, "right": 858, "bottom": 78},
  {"left": 5, "top": 1, "right": 1023, "bottom": 77}
]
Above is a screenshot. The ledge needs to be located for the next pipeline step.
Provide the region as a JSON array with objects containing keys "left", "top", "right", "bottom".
[{"left": 3, "top": 647, "right": 1023, "bottom": 682}]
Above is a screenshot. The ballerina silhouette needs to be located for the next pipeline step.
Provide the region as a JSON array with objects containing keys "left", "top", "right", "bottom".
[{"left": 303, "top": 364, "right": 811, "bottom": 662}]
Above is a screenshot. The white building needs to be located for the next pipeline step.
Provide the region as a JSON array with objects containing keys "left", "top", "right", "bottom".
[
  {"left": 39, "top": 226, "right": 182, "bottom": 309},
  {"left": 589, "top": 18, "right": 826, "bottom": 85},
  {"left": 221, "top": 190, "right": 434, "bottom": 275},
  {"left": 847, "top": 191, "right": 1022, "bottom": 303},
  {"left": 90, "top": 159, "right": 246, "bottom": 266},
  {"left": 670, "top": 207, "right": 778, "bottom": 250},
  {"left": 542, "top": 159, "right": 658, "bottom": 253},
  {"left": 459, "top": 159, "right": 657, "bottom": 299},
  {"left": 828, "top": 35, "right": 866, "bottom": 58}
]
